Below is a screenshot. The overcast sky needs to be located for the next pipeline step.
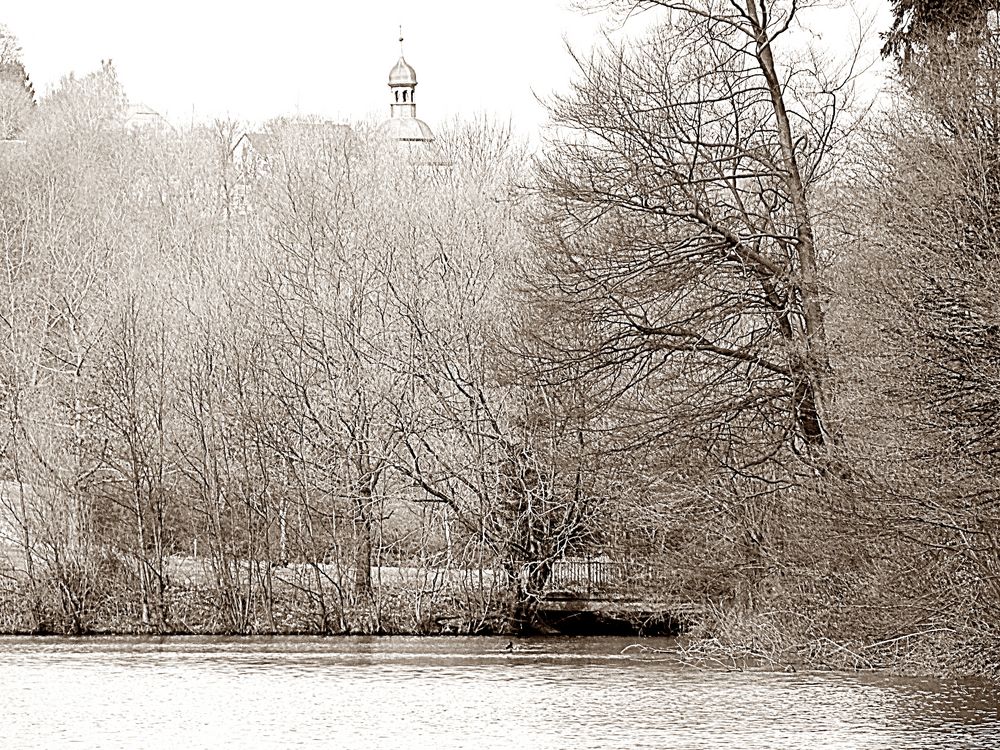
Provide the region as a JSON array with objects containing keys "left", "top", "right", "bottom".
[{"left": 5, "top": 1, "right": 892, "bottom": 136}]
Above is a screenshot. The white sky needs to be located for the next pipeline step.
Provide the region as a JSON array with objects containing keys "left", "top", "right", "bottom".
[{"left": 5, "top": 1, "right": 892, "bottom": 136}]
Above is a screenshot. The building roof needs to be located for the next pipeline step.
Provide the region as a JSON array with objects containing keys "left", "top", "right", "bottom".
[
  {"left": 379, "top": 39, "right": 451, "bottom": 166},
  {"left": 379, "top": 116, "right": 435, "bottom": 142},
  {"left": 232, "top": 121, "right": 353, "bottom": 170},
  {"left": 388, "top": 56, "right": 417, "bottom": 86},
  {"left": 234, "top": 131, "right": 275, "bottom": 155},
  {"left": 125, "top": 102, "right": 174, "bottom": 132}
]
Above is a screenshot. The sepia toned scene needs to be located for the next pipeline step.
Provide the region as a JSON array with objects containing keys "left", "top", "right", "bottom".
[{"left": 1, "top": 1, "right": 1000, "bottom": 747}]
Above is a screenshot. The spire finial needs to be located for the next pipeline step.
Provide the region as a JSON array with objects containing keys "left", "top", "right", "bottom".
[{"left": 399, "top": 26, "right": 404, "bottom": 56}]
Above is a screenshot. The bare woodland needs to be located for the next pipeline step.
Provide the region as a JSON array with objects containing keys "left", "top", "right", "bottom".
[{"left": 0, "top": 0, "right": 999, "bottom": 677}]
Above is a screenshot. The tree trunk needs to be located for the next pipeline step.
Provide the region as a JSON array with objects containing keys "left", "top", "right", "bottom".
[
  {"left": 747, "top": 0, "right": 836, "bottom": 448},
  {"left": 353, "top": 488, "right": 373, "bottom": 598}
]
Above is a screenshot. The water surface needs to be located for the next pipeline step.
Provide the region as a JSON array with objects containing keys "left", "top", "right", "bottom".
[{"left": 1, "top": 636, "right": 997, "bottom": 749}]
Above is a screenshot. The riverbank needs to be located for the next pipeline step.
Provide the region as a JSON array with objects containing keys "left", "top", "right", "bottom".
[
  {"left": 3, "top": 591, "right": 997, "bottom": 682},
  {"left": 3, "top": 550, "right": 998, "bottom": 680},
  {"left": 0, "top": 551, "right": 505, "bottom": 635},
  {"left": 666, "top": 607, "right": 1000, "bottom": 681}
]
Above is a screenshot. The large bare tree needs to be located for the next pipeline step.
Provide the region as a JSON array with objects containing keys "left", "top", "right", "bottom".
[{"left": 533, "top": 1, "right": 846, "bottom": 470}]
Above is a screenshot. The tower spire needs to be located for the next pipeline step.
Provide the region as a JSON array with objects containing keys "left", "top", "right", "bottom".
[
  {"left": 388, "top": 30, "right": 418, "bottom": 119},
  {"left": 379, "top": 31, "right": 442, "bottom": 157}
]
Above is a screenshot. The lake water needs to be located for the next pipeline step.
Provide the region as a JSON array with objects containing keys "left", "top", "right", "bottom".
[{"left": 1, "top": 636, "right": 998, "bottom": 749}]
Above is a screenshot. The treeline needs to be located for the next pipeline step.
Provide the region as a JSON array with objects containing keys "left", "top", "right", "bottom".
[
  {"left": 0, "top": 43, "right": 670, "bottom": 636},
  {"left": 515, "top": 0, "right": 1000, "bottom": 674},
  {"left": 0, "top": 2, "right": 999, "bottom": 677}
]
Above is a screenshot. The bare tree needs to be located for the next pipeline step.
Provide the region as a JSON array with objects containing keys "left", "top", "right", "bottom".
[
  {"left": 533, "top": 1, "right": 848, "bottom": 464},
  {"left": 90, "top": 293, "right": 174, "bottom": 629},
  {"left": 834, "top": 29, "right": 1000, "bottom": 659}
]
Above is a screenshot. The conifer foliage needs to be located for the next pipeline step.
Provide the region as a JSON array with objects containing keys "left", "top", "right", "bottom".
[
  {"left": 0, "top": 24, "right": 34, "bottom": 138},
  {"left": 882, "top": 0, "right": 995, "bottom": 62}
]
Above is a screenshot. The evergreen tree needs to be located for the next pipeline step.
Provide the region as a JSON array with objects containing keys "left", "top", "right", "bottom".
[
  {"left": 0, "top": 24, "right": 34, "bottom": 138},
  {"left": 882, "top": 0, "right": 994, "bottom": 65}
]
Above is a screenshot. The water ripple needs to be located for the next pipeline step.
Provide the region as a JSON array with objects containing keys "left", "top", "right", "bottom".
[{"left": 0, "top": 636, "right": 997, "bottom": 749}]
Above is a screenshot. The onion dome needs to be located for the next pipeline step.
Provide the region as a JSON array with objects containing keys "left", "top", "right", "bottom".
[
  {"left": 379, "top": 30, "right": 450, "bottom": 165},
  {"left": 389, "top": 57, "right": 417, "bottom": 86}
]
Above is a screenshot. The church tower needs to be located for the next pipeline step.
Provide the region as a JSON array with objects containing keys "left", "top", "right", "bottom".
[
  {"left": 380, "top": 32, "right": 436, "bottom": 144},
  {"left": 388, "top": 47, "right": 417, "bottom": 118}
]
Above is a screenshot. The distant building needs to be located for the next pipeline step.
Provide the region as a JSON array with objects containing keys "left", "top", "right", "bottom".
[
  {"left": 232, "top": 131, "right": 276, "bottom": 177},
  {"left": 379, "top": 42, "right": 433, "bottom": 143},
  {"left": 232, "top": 121, "right": 352, "bottom": 178},
  {"left": 125, "top": 102, "right": 174, "bottom": 133},
  {"left": 378, "top": 35, "right": 449, "bottom": 166},
  {"left": 230, "top": 120, "right": 353, "bottom": 212},
  {"left": 233, "top": 34, "right": 448, "bottom": 177}
]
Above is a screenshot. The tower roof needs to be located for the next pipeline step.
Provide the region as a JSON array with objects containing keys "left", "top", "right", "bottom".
[
  {"left": 380, "top": 32, "right": 450, "bottom": 165},
  {"left": 389, "top": 56, "right": 417, "bottom": 86},
  {"left": 379, "top": 116, "right": 434, "bottom": 142}
]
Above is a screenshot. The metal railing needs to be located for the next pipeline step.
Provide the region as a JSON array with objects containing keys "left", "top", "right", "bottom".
[{"left": 543, "top": 557, "right": 659, "bottom": 596}]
